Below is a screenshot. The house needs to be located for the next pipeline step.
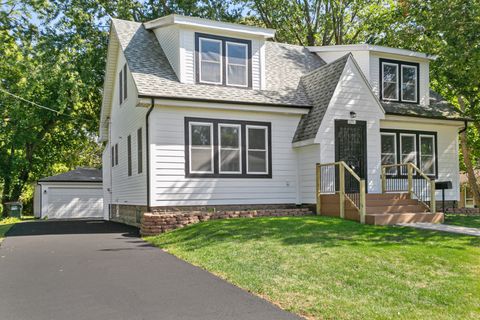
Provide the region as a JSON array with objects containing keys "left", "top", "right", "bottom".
[
  {"left": 459, "top": 170, "right": 479, "bottom": 209},
  {"left": 99, "top": 14, "right": 467, "bottom": 227},
  {"left": 34, "top": 168, "right": 103, "bottom": 219}
]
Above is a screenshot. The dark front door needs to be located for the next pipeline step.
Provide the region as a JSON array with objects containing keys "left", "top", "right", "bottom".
[{"left": 335, "top": 120, "right": 367, "bottom": 192}]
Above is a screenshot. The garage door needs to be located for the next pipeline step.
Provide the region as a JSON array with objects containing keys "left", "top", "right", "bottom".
[{"left": 46, "top": 187, "right": 103, "bottom": 219}]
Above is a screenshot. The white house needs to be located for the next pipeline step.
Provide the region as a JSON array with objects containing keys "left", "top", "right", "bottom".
[{"left": 99, "top": 15, "right": 467, "bottom": 226}]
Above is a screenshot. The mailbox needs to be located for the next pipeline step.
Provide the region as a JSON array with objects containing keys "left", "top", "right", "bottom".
[{"left": 434, "top": 181, "right": 452, "bottom": 213}]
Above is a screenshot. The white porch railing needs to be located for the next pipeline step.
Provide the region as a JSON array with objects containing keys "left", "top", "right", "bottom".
[{"left": 381, "top": 162, "right": 436, "bottom": 213}]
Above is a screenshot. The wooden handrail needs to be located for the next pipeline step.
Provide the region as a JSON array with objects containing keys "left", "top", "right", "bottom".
[{"left": 316, "top": 161, "right": 366, "bottom": 223}]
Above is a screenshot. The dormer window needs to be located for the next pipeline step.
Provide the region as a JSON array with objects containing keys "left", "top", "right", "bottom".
[
  {"left": 195, "top": 33, "right": 251, "bottom": 88},
  {"left": 380, "top": 59, "right": 419, "bottom": 104}
]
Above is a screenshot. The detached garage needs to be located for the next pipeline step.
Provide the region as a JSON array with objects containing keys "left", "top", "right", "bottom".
[{"left": 34, "top": 168, "right": 103, "bottom": 219}]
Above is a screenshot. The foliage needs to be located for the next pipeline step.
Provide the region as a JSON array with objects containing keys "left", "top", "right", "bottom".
[
  {"left": 0, "top": 216, "right": 27, "bottom": 240},
  {"left": 146, "top": 216, "right": 480, "bottom": 320}
]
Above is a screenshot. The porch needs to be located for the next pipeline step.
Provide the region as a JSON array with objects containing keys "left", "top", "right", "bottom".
[{"left": 316, "top": 162, "right": 444, "bottom": 225}]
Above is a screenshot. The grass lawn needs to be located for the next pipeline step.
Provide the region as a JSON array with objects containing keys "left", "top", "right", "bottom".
[
  {"left": 145, "top": 216, "right": 480, "bottom": 320},
  {"left": 444, "top": 214, "right": 480, "bottom": 229}
]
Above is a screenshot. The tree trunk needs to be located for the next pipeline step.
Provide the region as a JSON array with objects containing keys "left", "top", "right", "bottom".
[{"left": 458, "top": 97, "right": 480, "bottom": 206}]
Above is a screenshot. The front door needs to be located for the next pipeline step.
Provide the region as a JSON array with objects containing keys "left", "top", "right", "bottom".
[{"left": 335, "top": 120, "right": 367, "bottom": 192}]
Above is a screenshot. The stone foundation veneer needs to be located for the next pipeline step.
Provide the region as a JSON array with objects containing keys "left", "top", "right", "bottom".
[
  {"left": 445, "top": 207, "right": 480, "bottom": 214},
  {"left": 140, "top": 207, "right": 314, "bottom": 236}
]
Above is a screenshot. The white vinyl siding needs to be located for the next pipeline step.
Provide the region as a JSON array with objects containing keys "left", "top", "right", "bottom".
[
  {"left": 296, "top": 144, "right": 320, "bottom": 204},
  {"left": 149, "top": 106, "right": 300, "bottom": 206},
  {"left": 153, "top": 25, "right": 180, "bottom": 79},
  {"left": 103, "top": 47, "right": 148, "bottom": 207}
]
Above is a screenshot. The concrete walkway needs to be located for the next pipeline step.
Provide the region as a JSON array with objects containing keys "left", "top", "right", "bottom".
[
  {"left": 397, "top": 222, "right": 480, "bottom": 237},
  {"left": 0, "top": 220, "right": 300, "bottom": 320}
]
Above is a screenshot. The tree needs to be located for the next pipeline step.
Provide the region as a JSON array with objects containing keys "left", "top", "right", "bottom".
[{"left": 245, "top": 0, "right": 397, "bottom": 46}]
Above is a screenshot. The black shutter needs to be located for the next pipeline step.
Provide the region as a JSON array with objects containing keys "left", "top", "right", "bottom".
[
  {"left": 119, "top": 70, "right": 123, "bottom": 104},
  {"left": 137, "top": 128, "right": 142, "bottom": 174},
  {"left": 115, "top": 144, "right": 118, "bottom": 165},
  {"left": 127, "top": 135, "right": 132, "bottom": 176},
  {"left": 123, "top": 64, "right": 127, "bottom": 100},
  {"left": 111, "top": 146, "right": 115, "bottom": 167}
]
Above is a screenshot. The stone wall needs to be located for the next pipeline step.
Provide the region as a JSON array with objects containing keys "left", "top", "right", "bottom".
[
  {"left": 140, "top": 207, "right": 313, "bottom": 236},
  {"left": 445, "top": 207, "right": 480, "bottom": 215},
  {"left": 110, "top": 204, "right": 148, "bottom": 227}
]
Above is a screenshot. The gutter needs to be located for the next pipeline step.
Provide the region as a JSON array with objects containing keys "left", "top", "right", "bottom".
[{"left": 145, "top": 98, "right": 155, "bottom": 211}]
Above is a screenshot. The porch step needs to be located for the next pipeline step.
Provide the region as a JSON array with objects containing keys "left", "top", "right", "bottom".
[
  {"left": 366, "top": 204, "right": 429, "bottom": 214},
  {"left": 365, "top": 193, "right": 409, "bottom": 200},
  {"left": 366, "top": 199, "right": 418, "bottom": 206},
  {"left": 365, "top": 212, "right": 444, "bottom": 225}
]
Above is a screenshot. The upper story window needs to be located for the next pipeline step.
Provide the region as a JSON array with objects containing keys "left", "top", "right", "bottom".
[
  {"left": 195, "top": 33, "right": 251, "bottom": 88},
  {"left": 119, "top": 64, "right": 127, "bottom": 105},
  {"left": 380, "top": 59, "right": 419, "bottom": 104}
]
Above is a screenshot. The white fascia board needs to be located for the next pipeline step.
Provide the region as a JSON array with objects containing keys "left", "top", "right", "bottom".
[
  {"left": 138, "top": 98, "right": 310, "bottom": 115},
  {"left": 292, "top": 138, "right": 317, "bottom": 148},
  {"left": 307, "top": 44, "right": 437, "bottom": 61},
  {"left": 144, "top": 14, "right": 275, "bottom": 38},
  {"left": 38, "top": 182, "right": 103, "bottom": 188},
  {"left": 383, "top": 115, "right": 465, "bottom": 127}
]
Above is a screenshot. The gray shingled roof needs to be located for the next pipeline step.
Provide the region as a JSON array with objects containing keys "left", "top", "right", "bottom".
[
  {"left": 293, "top": 54, "right": 350, "bottom": 142},
  {"left": 381, "top": 90, "right": 466, "bottom": 120},
  {"left": 112, "top": 19, "right": 324, "bottom": 107},
  {"left": 39, "top": 168, "right": 102, "bottom": 183}
]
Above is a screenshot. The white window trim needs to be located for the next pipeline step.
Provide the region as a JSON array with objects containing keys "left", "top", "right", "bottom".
[
  {"left": 198, "top": 38, "right": 223, "bottom": 85},
  {"left": 218, "top": 123, "right": 242, "bottom": 174},
  {"left": 401, "top": 65, "right": 418, "bottom": 103},
  {"left": 381, "top": 132, "right": 397, "bottom": 175},
  {"left": 189, "top": 122, "right": 214, "bottom": 174},
  {"left": 419, "top": 134, "right": 436, "bottom": 176},
  {"left": 400, "top": 133, "right": 417, "bottom": 175},
  {"left": 381, "top": 62, "right": 399, "bottom": 101},
  {"left": 225, "top": 41, "right": 248, "bottom": 88},
  {"left": 246, "top": 125, "right": 269, "bottom": 175}
]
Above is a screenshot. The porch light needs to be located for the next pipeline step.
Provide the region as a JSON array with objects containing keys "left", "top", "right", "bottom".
[{"left": 350, "top": 111, "right": 357, "bottom": 119}]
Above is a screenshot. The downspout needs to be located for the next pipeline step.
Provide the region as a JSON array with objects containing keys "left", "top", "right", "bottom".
[
  {"left": 459, "top": 120, "right": 468, "bottom": 134},
  {"left": 145, "top": 98, "right": 155, "bottom": 211}
]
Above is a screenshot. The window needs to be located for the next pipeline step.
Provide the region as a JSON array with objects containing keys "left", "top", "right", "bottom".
[
  {"left": 380, "top": 130, "right": 437, "bottom": 177},
  {"left": 247, "top": 126, "right": 268, "bottom": 174},
  {"left": 137, "top": 128, "right": 143, "bottom": 174},
  {"left": 196, "top": 33, "right": 251, "bottom": 88},
  {"left": 419, "top": 135, "right": 435, "bottom": 175},
  {"left": 114, "top": 143, "right": 119, "bottom": 166},
  {"left": 381, "top": 62, "right": 398, "bottom": 101},
  {"left": 380, "top": 59, "right": 419, "bottom": 103},
  {"left": 226, "top": 42, "right": 248, "bottom": 87},
  {"left": 189, "top": 122, "right": 214, "bottom": 174},
  {"left": 185, "top": 118, "right": 271, "bottom": 178},
  {"left": 381, "top": 133, "right": 397, "bottom": 175},
  {"left": 400, "top": 133, "right": 416, "bottom": 175},
  {"left": 111, "top": 146, "right": 115, "bottom": 167},
  {"left": 219, "top": 124, "right": 241, "bottom": 174},
  {"left": 127, "top": 135, "right": 132, "bottom": 176}
]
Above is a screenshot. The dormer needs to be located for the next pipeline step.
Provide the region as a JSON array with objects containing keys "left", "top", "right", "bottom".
[
  {"left": 307, "top": 45, "right": 437, "bottom": 106},
  {"left": 144, "top": 14, "right": 275, "bottom": 90}
]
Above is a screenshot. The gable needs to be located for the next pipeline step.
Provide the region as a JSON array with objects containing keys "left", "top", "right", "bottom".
[{"left": 293, "top": 54, "right": 384, "bottom": 144}]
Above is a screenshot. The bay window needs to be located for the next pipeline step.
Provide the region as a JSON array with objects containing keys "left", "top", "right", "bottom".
[
  {"left": 185, "top": 118, "right": 271, "bottom": 178},
  {"left": 380, "top": 129, "right": 437, "bottom": 177},
  {"left": 380, "top": 59, "right": 419, "bottom": 103},
  {"left": 196, "top": 33, "right": 251, "bottom": 88}
]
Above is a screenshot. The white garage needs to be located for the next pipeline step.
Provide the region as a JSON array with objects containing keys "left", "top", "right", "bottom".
[{"left": 34, "top": 168, "right": 103, "bottom": 219}]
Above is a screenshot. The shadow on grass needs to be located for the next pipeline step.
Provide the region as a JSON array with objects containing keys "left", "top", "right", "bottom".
[{"left": 148, "top": 216, "right": 480, "bottom": 251}]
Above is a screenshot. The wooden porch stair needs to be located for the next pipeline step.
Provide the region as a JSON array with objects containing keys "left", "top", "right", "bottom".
[{"left": 320, "top": 193, "right": 444, "bottom": 225}]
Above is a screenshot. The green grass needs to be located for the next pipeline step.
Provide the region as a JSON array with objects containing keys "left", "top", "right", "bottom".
[
  {"left": 145, "top": 216, "right": 480, "bottom": 320},
  {"left": 444, "top": 214, "right": 480, "bottom": 229}
]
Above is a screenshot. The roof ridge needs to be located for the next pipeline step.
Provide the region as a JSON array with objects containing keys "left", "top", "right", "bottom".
[{"left": 300, "top": 53, "right": 351, "bottom": 79}]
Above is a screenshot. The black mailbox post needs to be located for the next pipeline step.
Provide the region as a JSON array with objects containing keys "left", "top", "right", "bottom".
[{"left": 435, "top": 181, "right": 453, "bottom": 213}]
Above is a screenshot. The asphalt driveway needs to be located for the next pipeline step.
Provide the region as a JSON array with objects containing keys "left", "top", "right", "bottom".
[{"left": 0, "top": 220, "right": 300, "bottom": 320}]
